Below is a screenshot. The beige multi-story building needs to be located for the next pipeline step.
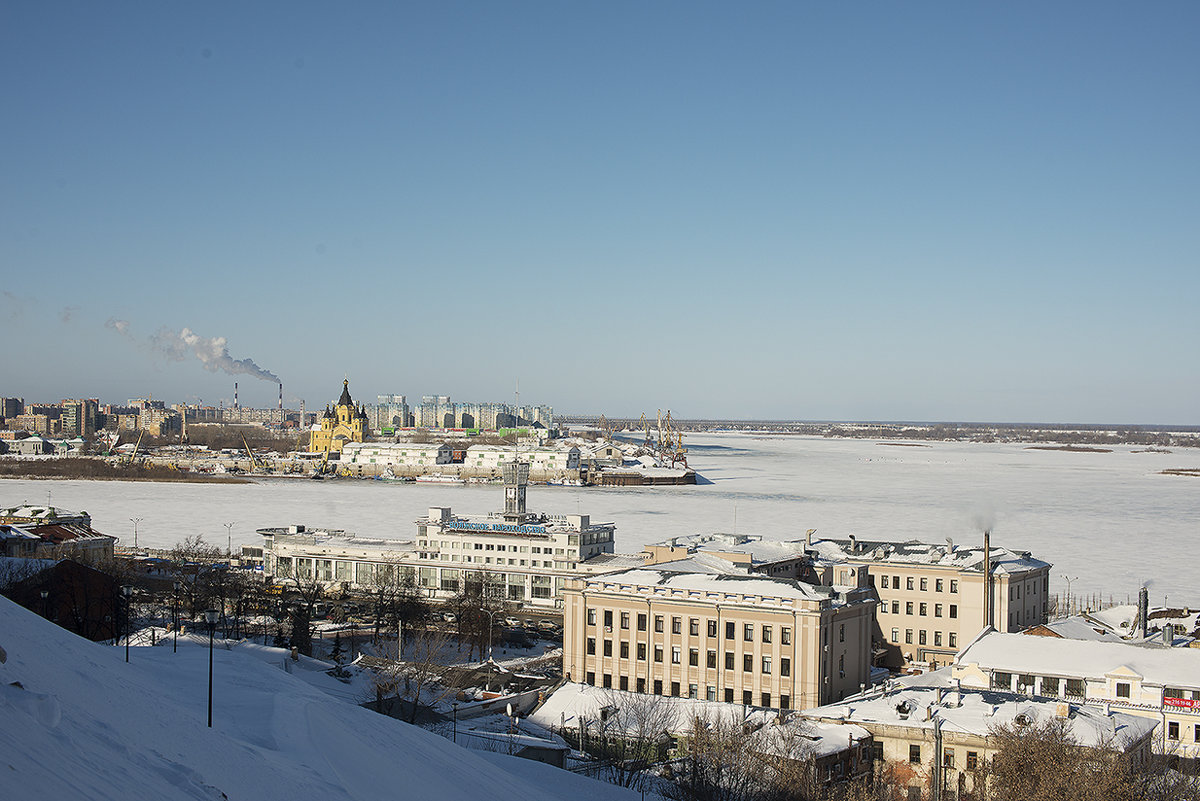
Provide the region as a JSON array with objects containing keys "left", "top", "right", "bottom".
[
  {"left": 807, "top": 534, "right": 1050, "bottom": 669},
  {"left": 562, "top": 555, "right": 877, "bottom": 711},
  {"left": 953, "top": 630, "right": 1200, "bottom": 760},
  {"left": 642, "top": 532, "right": 1052, "bottom": 670},
  {"left": 801, "top": 685, "right": 1156, "bottom": 800}
]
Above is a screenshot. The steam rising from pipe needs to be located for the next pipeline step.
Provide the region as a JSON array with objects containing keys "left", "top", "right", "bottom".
[
  {"left": 105, "top": 318, "right": 132, "bottom": 336},
  {"left": 150, "top": 327, "right": 281, "bottom": 384}
]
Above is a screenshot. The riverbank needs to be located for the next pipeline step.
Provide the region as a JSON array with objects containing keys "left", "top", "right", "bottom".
[{"left": 0, "top": 458, "right": 252, "bottom": 484}]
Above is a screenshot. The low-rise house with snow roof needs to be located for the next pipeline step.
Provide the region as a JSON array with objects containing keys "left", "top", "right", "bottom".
[
  {"left": 5, "top": 435, "right": 53, "bottom": 455},
  {"left": 529, "top": 681, "right": 872, "bottom": 783},
  {"left": 464, "top": 444, "right": 580, "bottom": 475},
  {"left": 952, "top": 629, "right": 1200, "bottom": 760},
  {"left": 339, "top": 441, "right": 453, "bottom": 469},
  {"left": 800, "top": 684, "right": 1157, "bottom": 800},
  {"left": 562, "top": 553, "right": 877, "bottom": 712},
  {"left": 0, "top": 505, "right": 116, "bottom": 561}
]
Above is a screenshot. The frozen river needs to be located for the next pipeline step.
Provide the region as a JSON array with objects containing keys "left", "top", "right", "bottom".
[{"left": 5, "top": 434, "right": 1198, "bottom": 605}]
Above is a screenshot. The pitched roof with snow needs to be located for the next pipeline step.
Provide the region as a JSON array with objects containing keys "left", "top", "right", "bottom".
[
  {"left": 956, "top": 631, "right": 1200, "bottom": 690},
  {"left": 529, "top": 681, "right": 777, "bottom": 737},
  {"left": 809, "top": 536, "right": 1049, "bottom": 575},
  {"left": 804, "top": 686, "right": 1157, "bottom": 749},
  {"left": 584, "top": 554, "right": 833, "bottom": 603}
]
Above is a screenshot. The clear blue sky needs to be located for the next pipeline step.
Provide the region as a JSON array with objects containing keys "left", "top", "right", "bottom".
[{"left": 3, "top": 2, "right": 1197, "bottom": 423}]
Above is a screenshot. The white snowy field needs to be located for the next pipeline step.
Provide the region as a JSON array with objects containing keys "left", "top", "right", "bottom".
[
  {"left": 0, "top": 595, "right": 641, "bottom": 801},
  {"left": 4, "top": 434, "right": 1198, "bottom": 605}
]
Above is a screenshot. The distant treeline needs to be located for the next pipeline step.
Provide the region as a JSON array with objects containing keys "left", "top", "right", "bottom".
[
  {"left": 0, "top": 458, "right": 249, "bottom": 483},
  {"left": 573, "top": 417, "right": 1200, "bottom": 447}
]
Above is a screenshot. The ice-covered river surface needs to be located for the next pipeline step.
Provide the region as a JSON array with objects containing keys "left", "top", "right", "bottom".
[{"left": 5, "top": 434, "right": 1198, "bottom": 604}]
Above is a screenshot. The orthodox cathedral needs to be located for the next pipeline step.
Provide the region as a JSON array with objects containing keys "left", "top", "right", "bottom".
[{"left": 309, "top": 379, "right": 369, "bottom": 454}]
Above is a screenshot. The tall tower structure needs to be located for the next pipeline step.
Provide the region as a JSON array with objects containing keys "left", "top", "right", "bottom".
[{"left": 501, "top": 459, "right": 531, "bottom": 523}]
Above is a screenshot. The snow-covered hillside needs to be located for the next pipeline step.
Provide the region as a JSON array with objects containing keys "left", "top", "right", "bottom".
[{"left": 0, "top": 595, "right": 636, "bottom": 801}]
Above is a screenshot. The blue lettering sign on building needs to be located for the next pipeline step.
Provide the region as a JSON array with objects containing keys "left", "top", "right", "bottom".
[{"left": 448, "top": 521, "right": 547, "bottom": 535}]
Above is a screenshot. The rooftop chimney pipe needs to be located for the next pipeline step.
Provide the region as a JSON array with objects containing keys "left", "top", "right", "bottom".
[{"left": 1138, "top": 586, "right": 1149, "bottom": 639}]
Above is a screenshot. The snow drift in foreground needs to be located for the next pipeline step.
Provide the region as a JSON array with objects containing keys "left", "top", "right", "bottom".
[{"left": 0, "top": 595, "right": 635, "bottom": 801}]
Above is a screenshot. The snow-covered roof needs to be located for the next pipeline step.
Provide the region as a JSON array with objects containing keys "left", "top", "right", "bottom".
[
  {"left": 804, "top": 686, "right": 1157, "bottom": 749},
  {"left": 956, "top": 631, "right": 1200, "bottom": 690},
  {"left": 1086, "top": 604, "right": 1200, "bottom": 640},
  {"left": 649, "top": 533, "right": 809, "bottom": 565},
  {"left": 752, "top": 719, "right": 872, "bottom": 760},
  {"left": 1025, "top": 617, "right": 1123, "bottom": 642},
  {"left": 0, "top": 505, "right": 90, "bottom": 524},
  {"left": 809, "top": 536, "right": 1049, "bottom": 575},
  {"left": 577, "top": 553, "right": 649, "bottom": 574},
  {"left": 585, "top": 554, "right": 832, "bottom": 603},
  {"left": 258, "top": 526, "right": 414, "bottom": 554},
  {"left": 529, "top": 682, "right": 777, "bottom": 737}
]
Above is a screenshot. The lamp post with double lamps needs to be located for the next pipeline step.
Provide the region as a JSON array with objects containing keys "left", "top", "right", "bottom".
[
  {"left": 121, "top": 586, "right": 133, "bottom": 662},
  {"left": 205, "top": 609, "right": 219, "bottom": 728},
  {"left": 172, "top": 581, "right": 181, "bottom": 653}
]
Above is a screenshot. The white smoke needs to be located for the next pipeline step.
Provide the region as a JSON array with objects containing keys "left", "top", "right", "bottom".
[
  {"left": 105, "top": 318, "right": 132, "bottom": 336},
  {"left": 971, "top": 506, "right": 996, "bottom": 534},
  {"left": 150, "top": 326, "right": 281, "bottom": 384}
]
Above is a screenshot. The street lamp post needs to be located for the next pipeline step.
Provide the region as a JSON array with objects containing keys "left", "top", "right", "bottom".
[
  {"left": 40, "top": 589, "right": 49, "bottom": 620},
  {"left": 1062, "top": 575, "right": 1078, "bottom": 617},
  {"left": 205, "top": 609, "right": 219, "bottom": 728},
  {"left": 486, "top": 609, "right": 502, "bottom": 663},
  {"left": 452, "top": 702, "right": 459, "bottom": 743},
  {"left": 173, "top": 581, "right": 181, "bottom": 653},
  {"left": 130, "top": 517, "right": 143, "bottom": 550},
  {"left": 122, "top": 586, "right": 133, "bottom": 662},
  {"left": 224, "top": 522, "right": 236, "bottom": 561}
]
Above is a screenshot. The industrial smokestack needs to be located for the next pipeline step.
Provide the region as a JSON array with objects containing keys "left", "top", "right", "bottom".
[
  {"left": 1137, "top": 586, "right": 1149, "bottom": 638},
  {"left": 279, "top": 384, "right": 283, "bottom": 412},
  {"left": 235, "top": 382, "right": 239, "bottom": 411},
  {"left": 983, "top": 530, "right": 993, "bottom": 630}
]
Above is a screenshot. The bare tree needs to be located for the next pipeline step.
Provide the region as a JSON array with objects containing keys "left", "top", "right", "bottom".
[
  {"left": 362, "top": 627, "right": 455, "bottom": 724},
  {"left": 582, "top": 690, "right": 680, "bottom": 791},
  {"left": 448, "top": 568, "right": 508, "bottom": 661},
  {"left": 285, "top": 574, "right": 323, "bottom": 656},
  {"left": 665, "top": 712, "right": 786, "bottom": 801},
  {"left": 982, "top": 716, "right": 1194, "bottom": 801},
  {"left": 368, "top": 560, "right": 428, "bottom": 657}
]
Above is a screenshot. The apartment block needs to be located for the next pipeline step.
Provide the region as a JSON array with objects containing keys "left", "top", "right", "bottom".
[
  {"left": 562, "top": 555, "right": 877, "bottom": 711},
  {"left": 807, "top": 534, "right": 1051, "bottom": 669},
  {"left": 643, "top": 531, "right": 1052, "bottom": 670}
]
